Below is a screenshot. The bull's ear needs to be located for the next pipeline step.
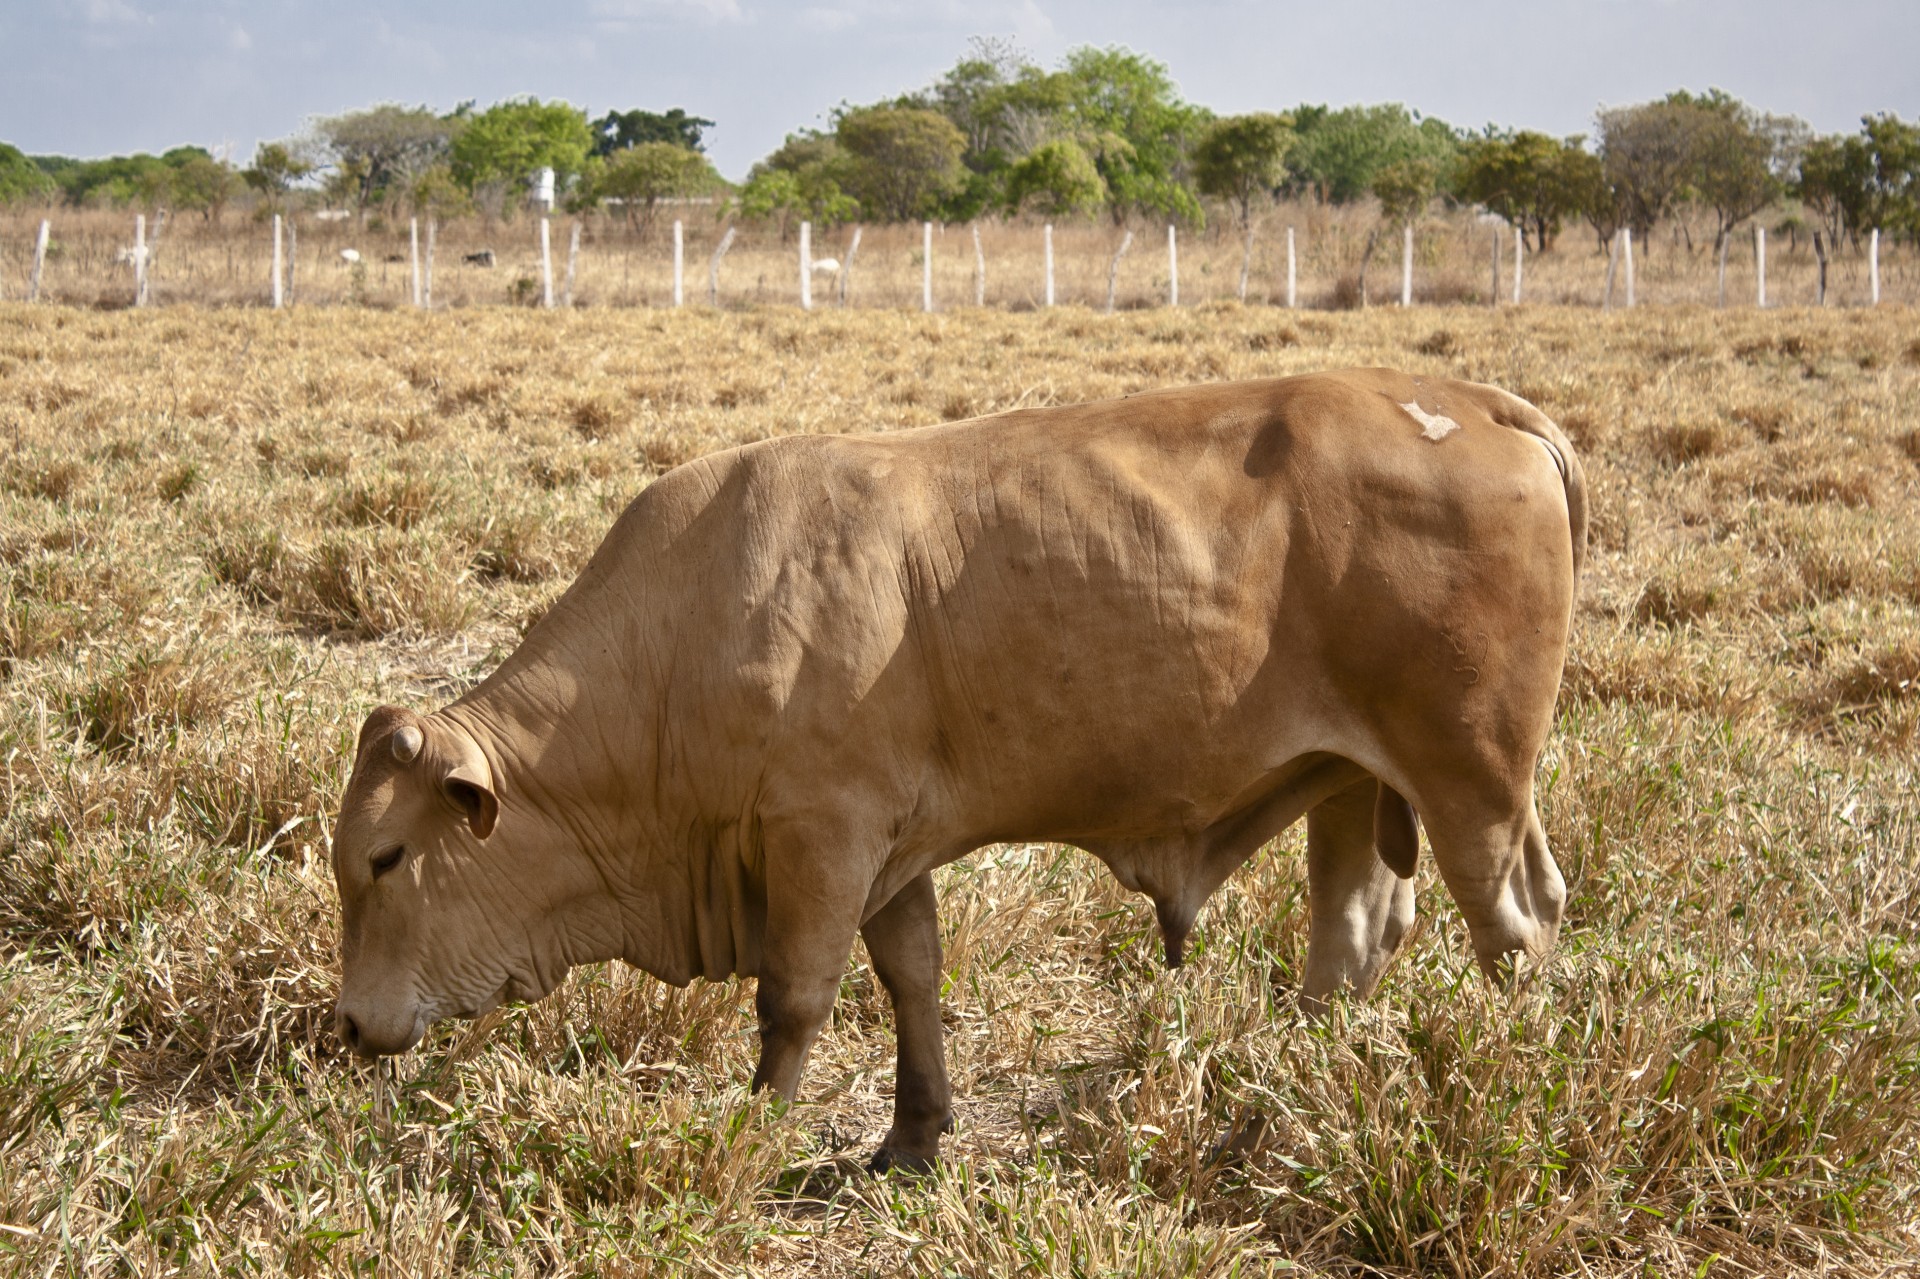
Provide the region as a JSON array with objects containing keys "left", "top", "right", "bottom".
[{"left": 442, "top": 769, "right": 498, "bottom": 839}]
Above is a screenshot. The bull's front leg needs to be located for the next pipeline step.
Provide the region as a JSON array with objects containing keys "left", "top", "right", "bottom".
[
  {"left": 749, "top": 822, "right": 869, "bottom": 1102},
  {"left": 860, "top": 872, "right": 952, "bottom": 1172}
]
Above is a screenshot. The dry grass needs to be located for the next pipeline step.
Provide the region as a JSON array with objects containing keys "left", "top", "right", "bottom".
[{"left": 2, "top": 299, "right": 1919, "bottom": 1276}]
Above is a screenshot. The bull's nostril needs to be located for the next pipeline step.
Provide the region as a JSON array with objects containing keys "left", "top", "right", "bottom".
[{"left": 339, "top": 1011, "right": 362, "bottom": 1052}]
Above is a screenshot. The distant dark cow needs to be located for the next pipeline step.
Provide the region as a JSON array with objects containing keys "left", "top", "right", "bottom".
[
  {"left": 331, "top": 369, "right": 1587, "bottom": 1171},
  {"left": 463, "top": 250, "right": 495, "bottom": 267}
]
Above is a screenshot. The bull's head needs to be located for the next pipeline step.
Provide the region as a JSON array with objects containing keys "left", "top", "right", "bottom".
[{"left": 330, "top": 705, "right": 547, "bottom": 1058}]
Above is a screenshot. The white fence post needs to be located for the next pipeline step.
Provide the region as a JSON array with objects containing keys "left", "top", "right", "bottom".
[
  {"left": 29, "top": 219, "right": 50, "bottom": 303},
  {"left": 271, "top": 214, "right": 283, "bottom": 309},
  {"left": 799, "top": 221, "right": 812, "bottom": 311},
  {"left": 972, "top": 222, "right": 984, "bottom": 307},
  {"left": 708, "top": 224, "right": 735, "bottom": 306},
  {"left": 1755, "top": 224, "right": 1766, "bottom": 307},
  {"left": 539, "top": 216, "right": 553, "bottom": 308},
  {"left": 1623, "top": 226, "right": 1635, "bottom": 307},
  {"left": 922, "top": 221, "right": 933, "bottom": 313},
  {"left": 410, "top": 217, "right": 421, "bottom": 307},
  {"left": 1044, "top": 223, "right": 1054, "bottom": 307},
  {"left": 1869, "top": 228, "right": 1880, "bottom": 305},
  {"left": 424, "top": 219, "right": 435, "bottom": 309},
  {"left": 1106, "top": 230, "right": 1133, "bottom": 314},
  {"left": 839, "top": 225, "right": 862, "bottom": 307},
  {"left": 1167, "top": 224, "right": 1179, "bottom": 306},
  {"left": 1400, "top": 222, "right": 1412, "bottom": 307},
  {"left": 564, "top": 221, "right": 582, "bottom": 308},
  {"left": 1286, "top": 226, "right": 1296, "bottom": 309},
  {"left": 134, "top": 214, "right": 148, "bottom": 307},
  {"left": 672, "top": 219, "right": 684, "bottom": 307},
  {"left": 1513, "top": 226, "right": 1523, "bottom": 304}
]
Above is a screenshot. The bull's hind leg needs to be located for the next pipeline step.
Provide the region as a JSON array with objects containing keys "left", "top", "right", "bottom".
[
  {"left": 1421, "top": 797, "right": 1565, "bottom": 978},
  {"left": 1302, "top": 778, "right": 1417, "bottom": 1011},
  {"left": 861, "top": 872, "right": 953, "bottom": 1172}
]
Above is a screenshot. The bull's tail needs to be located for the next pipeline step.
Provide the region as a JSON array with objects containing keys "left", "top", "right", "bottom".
[{"left": 1475, "top": 384, "right": 1589, "bottom": 588}]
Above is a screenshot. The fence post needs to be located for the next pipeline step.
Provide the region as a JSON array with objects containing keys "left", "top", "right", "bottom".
[
  {"left": 1489, "top": 226, "right": 1499, "bottom": 306},
  {"left": 1716, "top": 230, "right": 1730, "bottom": 307},
  {"left": 1044, "top": 224, "right": 1054, "bottom": 307},
  {"left": 1513, "top": 225, "right": 1523, "bottom": 304},
  {"left": 1755, "top": 225, "right": 1766, "bottom": 307},
  {"left": 839, "top": 225, "right": 862, "bottom": 307},
  {"left": 1168, "top": 224, "right": 1179, "bottom": 306},
  {"left": 271, "top": 214, "right": 283, "bottom": 309},
  {"left": 1623, "top": 227, "right": 1635, "bottom": 307},
  {"left": 424, "top": 219, "right": 435, "bottom": 309},
  {"left": 134, "top": 214, "right": 148, "bottom": 307},
  {"left": 1869, "top": 227, "right": 1880, "bottom": 305},
  {"left": 565, "top": 221, "right": 582, "bottom": 308},
  {"left": 1286, "top": 226, "right": 1296, "bottom": 309},
  {"left": 972, "top": 222, "right": 984, "bottom": 307},
  {"left": 798, "top": 218, "right": 814, "bottom": 309},
  {"left": 1400, "top": 222, "right": 1412, "bottom": 307},
  {"left": 540, "top": 216, "right": 553, "bottom": 308},
  {"left": 410, "top": 218, "right": 421, "bottom": 307},
  {"left": 1603, "top": 229, "right": 1620, "bottom": 311},
  {"left": 29, "top": 219, "right": 50, "bottom": 303},
  {"left": 922, "top": 221, "right": 934, "bottom": 313},
  {"left": 709, "top": 224, "right": 735, "bottom": 306},
  {"left": 1106, "top": 230, "right": 1133, "bottom": 314},
  {"left": 672, "top": 219, "right": 684, "bottom": 307}
]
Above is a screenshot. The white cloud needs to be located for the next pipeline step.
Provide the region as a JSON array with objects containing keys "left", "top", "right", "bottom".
[
  {"left": 590, "top": 0, "right": 747, "bottom": 25},
  {"left": 65, "top": 0, "right": 151, "bottom": 26},
  {"left": 798, "top": 7, "right": 858, "bottom": 30},
  {"left": 229, "top": 24, "right": 252, "bottom": 51}
]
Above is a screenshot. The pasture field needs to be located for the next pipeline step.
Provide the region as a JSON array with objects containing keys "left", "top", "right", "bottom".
[{"left": 2, "top": 300, "right": 1919, "bottom": 1277}]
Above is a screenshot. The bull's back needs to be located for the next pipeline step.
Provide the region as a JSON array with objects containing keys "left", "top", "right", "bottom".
[{"left": 738, "top": 371, "right": 1576, "bottom": 843}]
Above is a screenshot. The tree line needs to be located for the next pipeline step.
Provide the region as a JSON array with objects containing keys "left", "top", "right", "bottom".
[{"left": 3, "top": 39, "right": 1916, "bottom": 261}]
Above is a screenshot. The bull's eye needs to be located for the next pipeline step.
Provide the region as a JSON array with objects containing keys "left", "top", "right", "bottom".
[{"left": 369, "top": 845, "right": 406, "bottom": 880}]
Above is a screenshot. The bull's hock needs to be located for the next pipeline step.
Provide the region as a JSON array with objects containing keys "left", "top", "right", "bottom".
[{"left": 329, "top": 367, "right": 1587, "bottom": 1171}]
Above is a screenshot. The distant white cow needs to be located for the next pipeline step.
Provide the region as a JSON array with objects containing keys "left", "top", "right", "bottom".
[
  {"left": 113, "top": 246, "right": 149, "bottom": 268},
  {"left": 339, "top": 249, "right": 362, "bottom": 265},
  {"left": 811, "top": 258, "right": 840, "bottom": 274}
]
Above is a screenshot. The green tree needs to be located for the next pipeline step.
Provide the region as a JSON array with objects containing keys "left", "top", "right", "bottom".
[
  {"left": 741, "top": 134, "right": 859, "bottom": 236},
  {"left": 1596, "top": 96, "right": 1708, "bottom": 252},
  {"left": 450, "top": 98, "right": 594, "bottom": 218},
  {"left": 1678, "top": 90, "right": 1806, "bottom": 256},
  {"left": 168, "top": 152, "right": 237, "bottom": 223},
  {"left": 589, "top": 141, "right": 725, "bottom": 231},
  {"left": 592, "top": 108, "right": 715, "bottom": 157},
  {"left": 312, "top": 104, "right": 459, "bottom": 220},
  {"left": 1861, "top": 113, "right": 1920, "bottom": 241},
  {"left": 1288, "top": 103, "right": 1457, "bottom": 205},
  {"left": 0, "top": 143, "right": 56, "bottom": 204},
  {"left": 834, "top": 106, "right": 967, "bottom": 222},
  {"left": 1193, "top": 113, "right": 1292, "bottom": 231},
  {"left": 1454, "top": 131, "right": 1594, "bottom": 251},
  {"left": 242, "top": 142, "right": 313, "bottom": 214},
  {"left": 1058, "top": 45, "right": 1205, "bottom": 225},
  {"left": 1002, "top": 138, "right": 1106, "bottom": 218},
  {"left": 1796, "top": 133, "right": 1874, "bottom": 247}
]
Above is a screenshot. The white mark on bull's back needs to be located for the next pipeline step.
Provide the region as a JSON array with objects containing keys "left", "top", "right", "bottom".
[{"left": 1401, "top": 401, "right": 1460, "bottom": 442}]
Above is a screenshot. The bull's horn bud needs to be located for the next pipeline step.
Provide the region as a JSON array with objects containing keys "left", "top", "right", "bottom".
[{"left": 391, "top": 724, "right": 424, "bottom": 764}]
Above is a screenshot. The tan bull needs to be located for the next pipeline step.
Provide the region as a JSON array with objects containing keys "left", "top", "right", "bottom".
[{"left": 331, "top": 368, "right": 1586, "bottom": 1170}]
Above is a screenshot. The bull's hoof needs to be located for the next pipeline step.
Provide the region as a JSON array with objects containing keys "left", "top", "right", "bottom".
[{"left": 868, "top": 1145, "right": 938, "bottom": 1176}]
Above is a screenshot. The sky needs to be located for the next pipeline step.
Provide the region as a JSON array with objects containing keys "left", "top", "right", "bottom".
[{"left": 4, "top": 0, "right": 1917, "bottom": 180}]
